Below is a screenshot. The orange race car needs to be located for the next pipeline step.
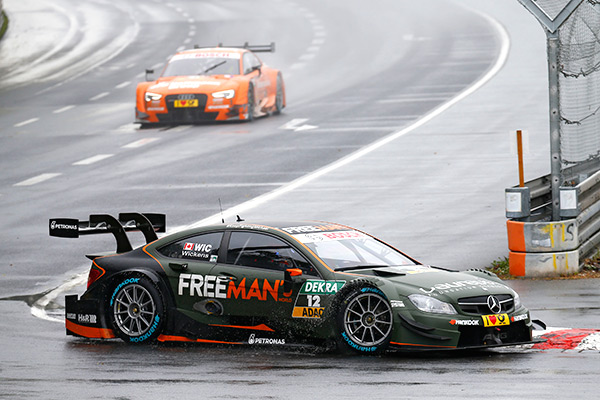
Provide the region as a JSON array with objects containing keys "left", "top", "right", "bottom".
[{"left": 135, "top": 43, "right": 285, "bottom": 125}]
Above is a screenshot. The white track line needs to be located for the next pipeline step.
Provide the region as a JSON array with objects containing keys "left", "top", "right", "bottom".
[
  {"left": 14, "top": 173, "right": 61, "bottom": 186},
  {"left": 188, "top": 11, "right": 510, "bottom": 229},
  {"left": 72, "top": 154, "right": 114, "bottom": 166}
]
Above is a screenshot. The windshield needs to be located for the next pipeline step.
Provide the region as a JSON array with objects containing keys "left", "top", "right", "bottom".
[
  {"left": 293, "top": 230, "right": 416, "bottom": 270},
  {"left": 162, "top": 53, "right": 240, "bottom": 77}
]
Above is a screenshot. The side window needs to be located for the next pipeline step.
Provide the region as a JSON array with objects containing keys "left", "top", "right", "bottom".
[
  {"left": 243, "top": 53, "right": 261, "bottom": 74},
  {"left": 158, "top": 232, "right": 223, "bottom": 262},
  {"left": 226, "top": 232, "right": 318, "bottom": 275}
]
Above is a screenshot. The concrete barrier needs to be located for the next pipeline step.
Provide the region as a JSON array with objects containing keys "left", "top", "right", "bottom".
[{"left": 507, "top": 219, "right": 580, "bottom": 277}]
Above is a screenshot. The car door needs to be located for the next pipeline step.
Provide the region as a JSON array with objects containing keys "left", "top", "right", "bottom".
[
  {"left": 156, "top": 231, "right": 227, "bottom": 320},
  {"left": 209, "top": 230, "right": 319, "bottom": 326}
]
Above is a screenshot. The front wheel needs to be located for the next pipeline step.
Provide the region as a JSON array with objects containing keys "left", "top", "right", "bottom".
[
  {"left": 245, "top": 84, "right": 255, "bottom": 121},
  {"left": 109, "top": 276, "right": 165, "bottom": 344},
  {"left": 336, "top": 286, "right": 393, "bottom": 354}
]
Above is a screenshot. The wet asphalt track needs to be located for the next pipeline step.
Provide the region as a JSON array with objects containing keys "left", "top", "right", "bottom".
[{"left": 1, "top": 0, "right": 599, "bottom": 398}]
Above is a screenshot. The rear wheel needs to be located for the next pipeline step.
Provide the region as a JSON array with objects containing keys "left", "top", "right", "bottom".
[
  {"left": 109, "top": 276, "right": 165, "bottom": 344},
  {"left": 274, "top": 75, "right": 284, "bottom": 114},
  {"left": 336, "top": 286, "right": 393, "bottom": 353}
]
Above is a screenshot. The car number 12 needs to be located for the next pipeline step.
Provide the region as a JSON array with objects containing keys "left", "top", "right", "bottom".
[{"left": 307, "top": 295, "right": 321, "bottom": 307}]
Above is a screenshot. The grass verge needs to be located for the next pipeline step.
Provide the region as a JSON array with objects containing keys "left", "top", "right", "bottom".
[{"left": 486, "top": 254, "right": 600, "bottom": 280}]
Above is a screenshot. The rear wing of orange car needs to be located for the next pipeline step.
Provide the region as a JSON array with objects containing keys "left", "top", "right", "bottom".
[
  {"left": 49, "top": 213, "right": 166, "bottom": 254},
  {"left": 195, "top": 42, "right": 276, "bottom": 53}
]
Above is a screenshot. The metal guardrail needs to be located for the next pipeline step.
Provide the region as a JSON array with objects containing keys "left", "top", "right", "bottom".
[{"left": 507, "top": 159, "right": 600, "bottom": 262}]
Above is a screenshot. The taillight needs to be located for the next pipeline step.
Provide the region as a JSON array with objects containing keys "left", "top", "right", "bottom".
[{"left": 87, "top": 264, "right": 105, "bottom": 288}]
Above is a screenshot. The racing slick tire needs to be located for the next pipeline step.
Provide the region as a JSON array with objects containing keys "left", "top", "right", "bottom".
[
  {"left": 335, "top": 284, "right": 393, "bottom": 354},
  {"left": 245, "top": 83, "right": 255, "bottom": 122},
  {"left": 108, "top": 275, "right": 166, "bottom": 344},
  {"left": 274, "top": 74, "right": 284, "bottom": 115}
]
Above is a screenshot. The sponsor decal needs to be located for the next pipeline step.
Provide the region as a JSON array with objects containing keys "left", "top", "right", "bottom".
[
  {"left": 149, "top": 82, "right": 169, "bottom": 90},
  {"left": 450, "top": 319, "right": 480, "bottom": 326},
  {"left": 168, "top": 81, "right": 221, "bottom": 90},
  {"left": 248, "top": 334, "right": 285, "bottom": 345},
  {"left": 292, "top": 307, "right": 324, "bottom": 318},
  {"left": 207, "top": 105, "right": 231, "bottom": 110},
  {"left": 300, "top": 280, "right": 345, "bottom": 295},
  {"left": 130, "top": 315, "right": 160, "bottom": 343},
  {"left": 282, "top": 224, "right": 346, "bottom": 234},
  {"left": 171, "top": 52, "right": 241, "bottom": 61},
  {"left": 110, "top": 278, "right": 140, "bottom": 306},
  {"left": 341, "top": 332, "right": 377, "bottom": 352},
  {"left": 174, "top": 99, "right": 199, "bottom": 108},
  {"left": 482, "top": 313, "right": 510, "bottom": 327},
  {"left": 361, "top": 287, "right": 384, "bottom": 296},
  {"left": 147, "top": 107, "right": 165, "bottom": 111},
  {"left": 66, "top": 313, "right": 77, "bottom": 320},
  {"left": 50, "top": 220, "right": 78, "bottom": 231},
  {"left": 181, "top": 242, "right": 213, "bottom": 260},
  {"left": 225, "top": 224, "right": 269, "bottom": 231},
  {"left": 511, "top": 313, "right": 529, "bottom": 322},
  {"left": 292, "top": 280, "right": 345, "bottom": 319},
  {"left": 294, "top": 231, "right": 367, "bottom": 244},
  {"left": 390, "top": 300, "right": 405, "bottom": 308},
  {"left": 178, "top": 274, "right": 289, "bottom": 302},
  {"left": 77, "top": 314, "right": 98, "bottom": 324},
  {"left": 419, "top": 279, "right": 505, "bottom": 295}
]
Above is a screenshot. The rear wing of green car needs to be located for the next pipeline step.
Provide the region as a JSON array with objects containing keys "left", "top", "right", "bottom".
[{"left": 49, "top": 213, "right": 166, "bottom": 254}]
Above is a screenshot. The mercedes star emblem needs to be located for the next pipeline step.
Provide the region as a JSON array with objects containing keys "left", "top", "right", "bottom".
[{"left": 487, "top": 295, "right": 502, "bottom": 314}]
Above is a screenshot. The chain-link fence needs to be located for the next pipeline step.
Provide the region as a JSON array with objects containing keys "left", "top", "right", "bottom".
[{"left": 558, "top": 1, "right": 600, "bottom": 167}]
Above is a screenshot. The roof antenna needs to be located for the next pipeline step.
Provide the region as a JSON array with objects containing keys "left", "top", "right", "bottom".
[
  {"left": 218, "top": 198, "right": 224, "bottom": 223},
  {"left": 236, "top": 215, "right": 245, "bottom": 222}
]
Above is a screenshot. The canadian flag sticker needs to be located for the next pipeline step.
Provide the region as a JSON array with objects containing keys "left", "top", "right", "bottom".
[{"left": 183, "top": 243, "right": 194, "bottom": 251}]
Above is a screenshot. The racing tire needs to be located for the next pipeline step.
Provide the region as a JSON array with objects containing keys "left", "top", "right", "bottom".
[
  {"left": 335, "top": 285, "right": 393, "bottom": 354},
  {"left": 245, "top": 84, "right": 255, "bottom": 122},
  {"left": 274, "top": 75, "right": 284, "bottom": 115},
  {"left": 108, "top": 275, "right": 165, "bottom": 344}
]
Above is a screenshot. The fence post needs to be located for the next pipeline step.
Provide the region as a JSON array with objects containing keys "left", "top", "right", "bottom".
[{"left": 547, "top": 33, "right": 562, "bottom": 221}]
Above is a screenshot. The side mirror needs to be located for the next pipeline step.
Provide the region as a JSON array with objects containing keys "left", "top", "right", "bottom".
[
  {"left": 145, "top": 69, "right": 154, "bottom": 82},
  {"left": 284, "top": 268, "right": 303, "bottom": 293}
]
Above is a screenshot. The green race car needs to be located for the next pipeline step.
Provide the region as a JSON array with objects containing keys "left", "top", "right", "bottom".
[{"left": 50, "top": 213, "right": 539, "bottom": 352}]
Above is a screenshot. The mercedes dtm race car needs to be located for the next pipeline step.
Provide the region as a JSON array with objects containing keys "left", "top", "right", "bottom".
[
  {"left": 135, "top": 43, "right": 285, "bottom": 125},
  {"left": 49, "top": 214, "right": 540, "bottom": 353}
]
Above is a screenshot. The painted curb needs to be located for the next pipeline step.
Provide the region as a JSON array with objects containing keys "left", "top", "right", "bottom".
[{"left": 533, "top": 328, "right": 600, "bottom": 351}]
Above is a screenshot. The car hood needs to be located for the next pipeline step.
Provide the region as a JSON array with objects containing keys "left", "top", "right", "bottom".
[
  {"left": 348, "top": 265, "right": 514, "bottom": 301},
  {"left": 146, "top": 75, "right": 239, "bottom": 94}
]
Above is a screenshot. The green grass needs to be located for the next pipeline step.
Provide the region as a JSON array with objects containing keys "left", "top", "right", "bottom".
[{"left": 486, "top": 256, "right": 511, "bottom": 279}]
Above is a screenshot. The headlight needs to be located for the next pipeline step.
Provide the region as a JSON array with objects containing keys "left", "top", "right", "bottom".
[
  {"left": 408, "top": 294, "right": 457, "bottom": 315},
  {"left": 513, "top": 293, "right": 521, "bottom": 310},
  {"left": 145, "top": 92, "right": 162, "bottom": 102},
  {"left": 211, "top": 89, "right": 235, "bottom": 99}
]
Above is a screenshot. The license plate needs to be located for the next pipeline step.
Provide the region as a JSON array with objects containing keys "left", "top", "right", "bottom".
[
  {"left": 174, "top": 99, "right": 198, "bottom": 108},
  {"left": 482, "top": 313, "right": 510, "bottom": 327}
]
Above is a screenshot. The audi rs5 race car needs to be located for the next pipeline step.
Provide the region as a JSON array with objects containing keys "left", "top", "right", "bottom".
[
  {"left": 49, "top": 214, "right": 542, "bottom": 353},
  {"left": 135, "top": 43, "right": 285, "bottom": 125}
]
